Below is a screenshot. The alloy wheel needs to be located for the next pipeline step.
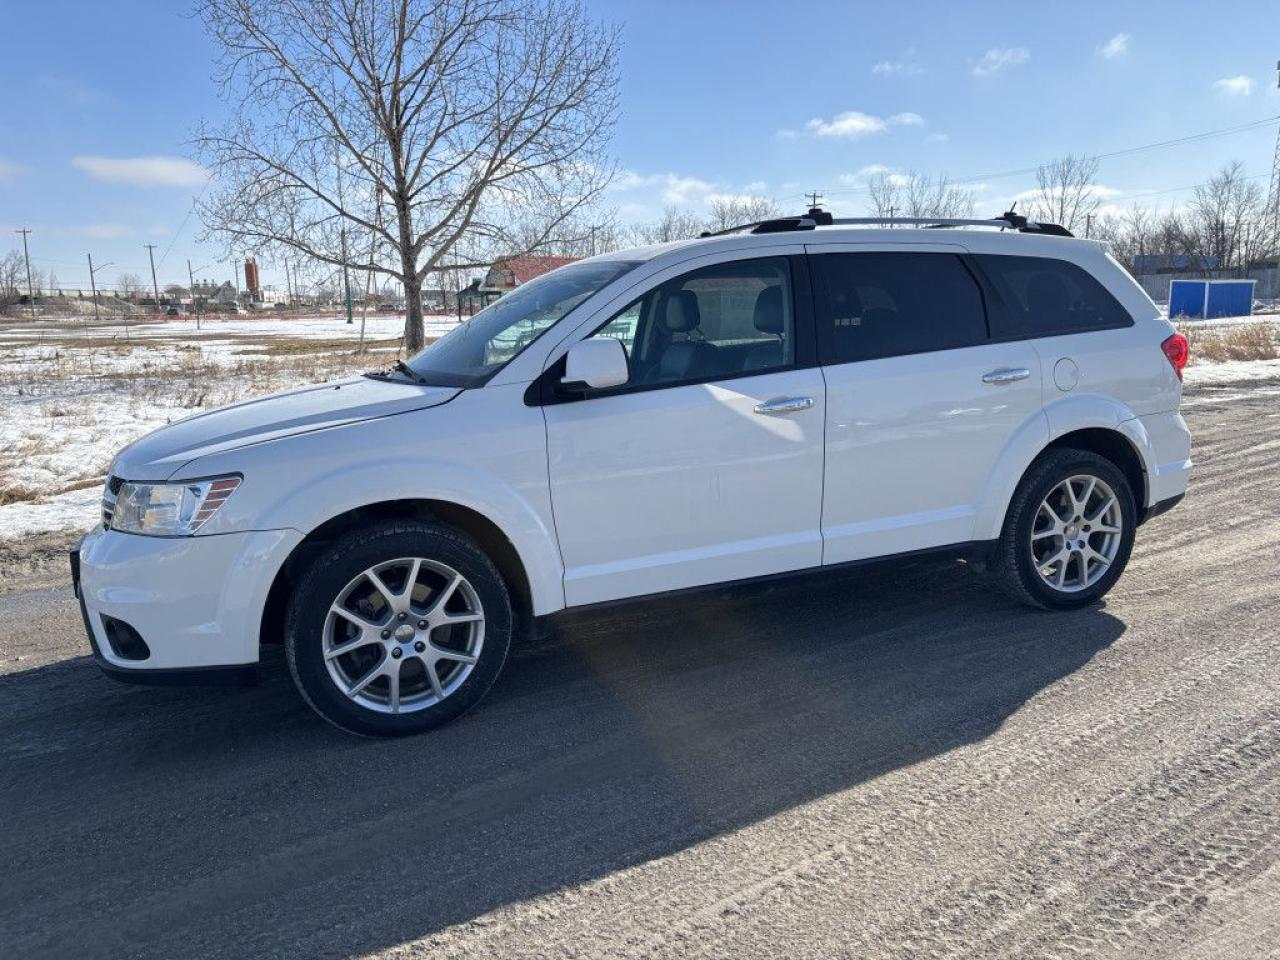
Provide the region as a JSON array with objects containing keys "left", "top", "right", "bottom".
[
  {"left": 322, "top": 557, "right": 485, "bottom": 714},
  {"left": 1030, "top": 474, "right": 1124, "bottom": 593}
]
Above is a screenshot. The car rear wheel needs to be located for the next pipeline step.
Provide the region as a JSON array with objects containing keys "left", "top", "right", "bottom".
[
  {"left": 285, "top": 520, "right": 512, "bottom": 736},
  {"left": 993, "top": 448, "right": 1137, "bottom": 610}
]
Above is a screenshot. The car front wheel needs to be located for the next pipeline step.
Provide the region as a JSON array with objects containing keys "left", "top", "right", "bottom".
[{"left": 285, "top": 520, "right": 513, "bottom": 736}]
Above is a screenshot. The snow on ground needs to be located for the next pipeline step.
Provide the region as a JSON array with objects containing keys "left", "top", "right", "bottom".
[
  {"left": 3, "top": 311, "right": 459, "bottom": 343},
  {"left": 0, "top": 486, "right": 102, "bottom": 541},
  {"left": 1, "top": 311, "right": 1279, "bottom": 543},
  {"left": 1183, "top": 358, "right": 1280, "bottom": 385},
  {"left": 0, "top": 312, "right": 466, "bottom": 541}
]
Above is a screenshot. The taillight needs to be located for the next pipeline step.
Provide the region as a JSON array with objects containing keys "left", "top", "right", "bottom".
[{"left": 1161, "top": 332, "right": 1188, "bottom": 381}]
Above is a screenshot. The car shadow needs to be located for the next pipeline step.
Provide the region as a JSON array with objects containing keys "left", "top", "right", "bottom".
[{"left": 1, "top": 558, "right": 1124, "bottom": 959}]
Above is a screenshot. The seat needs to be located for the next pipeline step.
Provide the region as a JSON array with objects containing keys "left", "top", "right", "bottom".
[
  {"left": 741, "top": 285, "right": 788, "bottom": 371},
  {"left": 645, "top": 290, "right": 716, "bottom": 383}
]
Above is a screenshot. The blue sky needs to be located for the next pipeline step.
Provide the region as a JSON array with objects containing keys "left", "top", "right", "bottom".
[{"left": 2, "top": 0, "right": 1278, "bottom": 292}]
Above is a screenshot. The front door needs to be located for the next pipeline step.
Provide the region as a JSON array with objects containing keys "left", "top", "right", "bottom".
[{"left": 543, "top": 255, "right": 825, "bottom": 607}]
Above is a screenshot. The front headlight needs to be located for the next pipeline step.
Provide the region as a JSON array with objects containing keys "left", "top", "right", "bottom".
[{"left": 110, "top": 476, "right": 242, "bottom": 537}]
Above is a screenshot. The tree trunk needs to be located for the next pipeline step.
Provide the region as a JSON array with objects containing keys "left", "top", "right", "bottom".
[{"left": 402, "top": 268, "right": 424, "bottom": 353}]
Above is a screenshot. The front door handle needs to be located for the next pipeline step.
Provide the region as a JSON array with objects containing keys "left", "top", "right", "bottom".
[
  {"left": 981, "top": 368, "right": 1031, "bottom": 385},
  {"left": 754, "top": 396, "right": 815, "bottom": 415}
]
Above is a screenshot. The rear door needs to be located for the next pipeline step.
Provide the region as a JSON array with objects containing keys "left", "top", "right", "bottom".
[{"left": 810, "top": 244, "right": 1047, "bottom": 564}]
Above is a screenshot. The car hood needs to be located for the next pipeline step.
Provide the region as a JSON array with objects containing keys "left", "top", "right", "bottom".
[{"left": 110, "top": 376, "right": 461, "bottom": 481}]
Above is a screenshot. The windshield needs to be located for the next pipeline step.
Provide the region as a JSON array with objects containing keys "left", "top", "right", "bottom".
[{"left": 402, "top": 259, "right": 640, "bottom": 387}]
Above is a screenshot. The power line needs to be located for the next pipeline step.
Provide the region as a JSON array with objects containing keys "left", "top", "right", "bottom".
[{"left": 792, "top": 114, "right": 1280, "bottom": 203}]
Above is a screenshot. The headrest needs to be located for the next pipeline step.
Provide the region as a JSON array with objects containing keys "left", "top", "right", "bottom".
[
  {"left": 663, "top": 290, "right": 701, "bottom": 333},
  {"left": 753, "top": 286, "right": 785, "bottom": 335}
]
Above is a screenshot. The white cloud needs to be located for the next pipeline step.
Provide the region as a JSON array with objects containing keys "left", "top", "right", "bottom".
[
  {"left": 925, "top": 132, "right": 949, "bottom": 143},
  {"left": 80, "top": 223, "right": 134, "bottom": 240},
  {"left": 872, "top": 59, "right": 924, "bottom": 77},
  {"left": 1098, "top": 33, "right": 1130, "bottom": 59},
  {"left": 611, "top": 170, "right": 723, "bottom": 207},
  {"left": 0, "top": 157, "right": 20, "bottom": 184},
  {"left": 72, "top": 155, "right": 209, "bottom": 189},
  {"left": 807, "top": 111, "right": 887, "bottom": 138},
  {"left": 838, "top": 165, "right": 912, "bottom": 188},
  {"left": 805, "top": 110, "right": 925, "bottom": 139},
  {"left": 972, "top": 47, "right": 1030, "bottom": 77},
  {"left": 1213, "top": 75, "right": 1255, "bottom": 96}
]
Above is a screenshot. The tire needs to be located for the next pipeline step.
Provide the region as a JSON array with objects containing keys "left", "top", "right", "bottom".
[
  {"left": 993, "top": 448, "right": 1137, "bottom": 610},
  {"left": 285, "top": 520, "right": 513, "bottom": 736}
]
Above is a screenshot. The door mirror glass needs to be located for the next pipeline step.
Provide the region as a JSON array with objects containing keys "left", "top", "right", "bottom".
[{"left": 561, "top": 337, "right": 630, "bottom": 391}]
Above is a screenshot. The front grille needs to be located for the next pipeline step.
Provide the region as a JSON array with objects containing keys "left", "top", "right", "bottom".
[{"left": 102, "top": 475, "right": 123, "bottom": 528}]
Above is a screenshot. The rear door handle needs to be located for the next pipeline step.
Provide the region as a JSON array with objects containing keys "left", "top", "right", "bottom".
[
  {"left": 753, "top": 396, "right": 815, "bottom": 415},
  {"left": 981, "top": 368, "right": 1031, "bottom": 385}
]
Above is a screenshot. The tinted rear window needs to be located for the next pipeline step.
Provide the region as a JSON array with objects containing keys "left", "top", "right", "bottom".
[
  {"left": 818, "top": 253, "right": 988, "bottom": 363},
  {"left": 975, "top": 254, "right": 1132, "bottom": 339}
]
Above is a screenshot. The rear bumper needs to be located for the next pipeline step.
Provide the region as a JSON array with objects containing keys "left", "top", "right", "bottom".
[
  {"left": 73, "top": 525, "right": 303, "bottom": 676},
  {"left": 1135, "top": 410, "right": 1192, "bottom": 508}
]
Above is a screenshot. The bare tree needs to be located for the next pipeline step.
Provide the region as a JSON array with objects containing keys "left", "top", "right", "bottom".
[
  {"left": 866, "top": 172, "right": 975, "bottom": 221},
  {"left": 1187, "top": 161, "right": 1275, "bottom": 275},
  {"left": 625, "top": 206, "right": 704, "bottom": 245},
  {"left": 1030, "top": 154, "right": 1102, "bottom": 234},
  {"left": 196, "top": 0, "right": 620, "bottom": 351},
  {"left": 117, "top": 273, "right": 146, "bottom": 300},
  {"left": 0, "top": 250, "right": 23, "bottom": 302},
  {"left": 703, "top": 196, "right": 780, "bottom": 233}
]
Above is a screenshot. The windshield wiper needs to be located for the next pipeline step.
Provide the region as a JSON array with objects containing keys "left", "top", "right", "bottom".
[
  {"left": 364, "top": 359, "right": 428, "bottom": 384},
  {"left": 392, "top": 360, "right": 426, "bottom": 383}
]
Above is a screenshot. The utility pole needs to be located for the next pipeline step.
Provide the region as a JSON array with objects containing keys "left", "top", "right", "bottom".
[
  {"left": 188, "top": 259, "right": 202, "bottom": 331},
  {"left": 284, "top": 259, "right": 293, "bottom": 308},
  {"left": 1086, "top": 214, "right": 1095, "bottom": 239},
  {"left": 144, "top": 243, "right": 160, "bottom": 314},
  {"left": 1266, "top": 59, "right": 1280, "bottom": 249},
  {"left": 806, "top": 190, "right": 823, "bottom": 208},
  {"left": 16, "top": 228, "right": 35, "bottom": 318},
  {"left": 87, "top": 253, "right": 101, "bottom": 324},
  {"left": 233, "top": 257, "right": 241, "bottom": 306},
  {"left": 87, "top": 254, "right": 114, "bottom": 327}
]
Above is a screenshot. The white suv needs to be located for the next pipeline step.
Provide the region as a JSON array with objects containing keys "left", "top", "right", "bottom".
[{"left": 73, "top": 211, "right": 1191, "bottom": 736}]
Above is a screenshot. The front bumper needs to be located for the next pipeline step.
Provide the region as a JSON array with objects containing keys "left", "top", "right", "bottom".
[{"left": 73, "top": 526, "right": 303, "bottom": 676}]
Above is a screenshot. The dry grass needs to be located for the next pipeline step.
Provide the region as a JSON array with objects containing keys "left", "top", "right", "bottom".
[{"left": 1179, "top": 320, "right": 1280, "bottom": 363}]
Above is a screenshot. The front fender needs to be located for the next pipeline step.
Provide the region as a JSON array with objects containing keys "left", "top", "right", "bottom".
[{"left": 171, "top": 385, "right": 566, "bottom": 615}]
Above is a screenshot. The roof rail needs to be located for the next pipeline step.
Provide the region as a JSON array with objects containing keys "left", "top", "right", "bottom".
[{"left": 699, "top": 207, "right": 1074, "bottom": 239}]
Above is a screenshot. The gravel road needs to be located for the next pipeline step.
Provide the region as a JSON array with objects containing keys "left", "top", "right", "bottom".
[{"left": 3, "top": 379, "right": 1278, "bottom": 960}]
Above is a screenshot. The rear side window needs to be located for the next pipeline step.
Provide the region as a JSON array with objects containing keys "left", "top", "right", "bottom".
[
  {"left": 976, "top": 254, "right": 1132, "bottom": 339},
  {"left": 817, "top": 253, "right": 988, "bottom": 363}
]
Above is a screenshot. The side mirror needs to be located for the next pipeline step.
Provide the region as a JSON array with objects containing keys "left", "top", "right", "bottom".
[{"left": 560, "top": 337, "right": 629, "bottom": 392}]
